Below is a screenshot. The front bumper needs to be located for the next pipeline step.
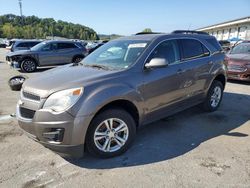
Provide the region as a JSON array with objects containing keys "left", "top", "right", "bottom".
[
  {"left": 16, "top": 102, "right": 93, "bottom": 158},
  {"left": 227, "top": 71, "right": 250, "bottom": 82}
]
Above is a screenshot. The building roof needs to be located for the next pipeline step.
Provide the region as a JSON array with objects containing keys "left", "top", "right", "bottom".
[{"left": 197, "top": 16, "right": 250, "bottom": 31}]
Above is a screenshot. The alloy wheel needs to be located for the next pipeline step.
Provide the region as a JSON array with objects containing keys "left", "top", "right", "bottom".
[
  {"left": 210, "top": 86, "right": 222, "bottom": 108},
  {"left": 23, "top": 60, "right": 36, "bottom": 72},
  {"left": 94, "top": 118, "right": 129, "bottom": 153}
]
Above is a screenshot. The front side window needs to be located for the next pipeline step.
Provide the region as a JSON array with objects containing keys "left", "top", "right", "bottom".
[
  {"left": 31, "top": 42, "right": 46, "bottom": 51},
  {"left": 82, "top": 40, "right": 149, "bottom": 70},
  {"left": 148, "top": 40, "right": 180, "bottom": 64},
  {"left": 181, "top": 39, "right": 209, "bottom": 60},
  {"left": 41, "top": 44, "right": 51, "bottom": 51}
]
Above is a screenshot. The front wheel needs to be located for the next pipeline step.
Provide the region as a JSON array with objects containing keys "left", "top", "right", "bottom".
[
  {"left": 20, "top": 59, "right": 37, "bottom": 73},
  {"left": 86, "top": 109, "right": 136, "bottom": 158},
  {"left": 202, "top": 80, "right": 224, "bottom": 112}
]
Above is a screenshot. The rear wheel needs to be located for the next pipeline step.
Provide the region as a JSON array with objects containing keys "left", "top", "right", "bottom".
[
  {"left": 86, "top": 108, "right": 136, "bottom": 158},
  {"left": 20, "top": 59, "right": 37, "bottom": 73},
  {"left": 202, "top": 80, "right": 223, "bottom": 112}
]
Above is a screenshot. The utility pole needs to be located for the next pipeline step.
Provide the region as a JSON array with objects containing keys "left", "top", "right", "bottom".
[
  {"left": 19, "top": 0, "right": 23, "bottom": 17},
  {"left": 18, "top": 0, "right": 24, "bottom": 25}
]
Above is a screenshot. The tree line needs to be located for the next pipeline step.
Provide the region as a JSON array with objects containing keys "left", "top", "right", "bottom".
[{"left": 0, "top": 14, "right": 99, "bottom": 40}]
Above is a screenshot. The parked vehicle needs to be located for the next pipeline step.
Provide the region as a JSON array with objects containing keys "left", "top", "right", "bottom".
[
  {"left": 0, "top": 39, "right": 7, "bottom": 48},
  {"left": 6, "top": 40, "right": 88, "bottom": 72},
  {"left": 9, "top": 40, "right": 42, "bottom": 52},
  {"left": 16, "top": 30, "right": 226, "bottom": 158},
  {"left": 226, "top": 41, "right": 250, "bottom": 82},
  {"left": 219, "top": 40, "right": 231, "bottom": 52},
  {"left": 88, "top": 43, "right": 104, "bottom": 54},
  {"left": 5, "top": 39, "right": 18, "bottom": 50}
]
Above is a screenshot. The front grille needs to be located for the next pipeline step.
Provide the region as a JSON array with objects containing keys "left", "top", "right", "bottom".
[
  {"left": 22, "top": 91, "right": 40, "bottom": 101},
  {"left": 228, "top": 65, "right": 247, "bottom": 72},
  {"left": 20, "top": 107, "right": 35, "bottom": 119}
]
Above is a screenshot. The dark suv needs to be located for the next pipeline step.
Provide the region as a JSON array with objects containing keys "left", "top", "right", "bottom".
[
  {"left": 6, "top": 40, "right": 87, "bottom": 72},
  {"left": 16, "top": 31, "right": 227, "bottom": 158},
  {"left": 9, "top": 40, "right": 42, "bottom": 52}
]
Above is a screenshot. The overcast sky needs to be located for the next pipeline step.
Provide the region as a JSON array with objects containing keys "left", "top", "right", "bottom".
[{"left": 1, "top": 0, "right": 250, "bottom": 35}]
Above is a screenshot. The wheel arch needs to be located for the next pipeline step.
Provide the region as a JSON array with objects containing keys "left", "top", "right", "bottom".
[
  {"left": 83, "top": 99, "right": 140, "bottom": 152},
  {"left": 72, "top": 54, "right": 85, "bottom": 63},
  {"left": 20, "top": 55, "right": 38, "bottom": 65},
  {"left": 213, "top": 74, "right": 226, "bottom": 89},
  {"left": 92, "top": 99, "right": 140, "bottom": 128}
]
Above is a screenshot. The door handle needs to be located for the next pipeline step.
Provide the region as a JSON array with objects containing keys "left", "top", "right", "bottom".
[
  {"left": 177, "top": 69, "right": 185, "bottom": 74},
  {"left": 208, "top": 61, "right": 213, "bottom": 65}
]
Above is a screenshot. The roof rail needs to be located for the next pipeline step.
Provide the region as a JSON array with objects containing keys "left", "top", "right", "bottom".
[
  {"left": 172, "top": 30, "right": 209, "bottom": 35},
  {"left": 135, "top": 32, "right": 163, "bottom": 35}
]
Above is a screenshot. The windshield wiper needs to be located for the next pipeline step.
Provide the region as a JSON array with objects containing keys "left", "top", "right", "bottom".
[{"left": 82, "top": 64, "right": 111, "bottom": 70}]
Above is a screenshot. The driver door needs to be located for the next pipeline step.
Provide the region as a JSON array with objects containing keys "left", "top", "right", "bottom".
[{"left": 142, "top": 40, "right": 186, "bottom": 121}]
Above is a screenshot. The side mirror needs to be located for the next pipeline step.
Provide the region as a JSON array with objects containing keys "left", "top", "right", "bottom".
[{"left": 145, "top": 58, "right": 169, "bottom": 69}]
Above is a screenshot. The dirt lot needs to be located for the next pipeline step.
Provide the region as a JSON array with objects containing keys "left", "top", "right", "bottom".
[{"left": 0, "top": 48, "right": 249, "bottom": 188}]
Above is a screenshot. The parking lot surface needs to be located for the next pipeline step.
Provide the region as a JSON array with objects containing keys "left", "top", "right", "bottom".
[{"left": 0, "top": 48, "right": 250, "bottom": 187}]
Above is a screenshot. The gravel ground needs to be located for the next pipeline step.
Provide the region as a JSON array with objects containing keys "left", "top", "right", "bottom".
[{"left": 0, "top": 48, "right": 249, "bottom": 188}]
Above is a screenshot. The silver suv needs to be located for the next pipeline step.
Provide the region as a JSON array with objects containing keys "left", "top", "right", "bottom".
[
  {"left": 6, "top": 40, "right": 87, "bottom": 72},
  {"left": 16, "top": 31, "right": 227, "bottom": 158}
]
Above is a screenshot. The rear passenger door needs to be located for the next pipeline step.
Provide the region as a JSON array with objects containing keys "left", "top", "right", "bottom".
[
  {"left": 56, "top": 43, "right": 79, "bottom": 64},
  {"left": 178, "top": 39, "right": 212, "bottom": 98}
]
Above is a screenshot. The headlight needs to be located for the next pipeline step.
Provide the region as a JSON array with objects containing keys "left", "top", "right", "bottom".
[{"left": 43, "top": 87, "right": 83, "bottom": 112}]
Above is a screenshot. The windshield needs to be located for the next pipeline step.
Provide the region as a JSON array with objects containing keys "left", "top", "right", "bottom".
[
  {"left": 230, "top": 43, "right": 250, "bottom": 54},
  {"left": 31, "top": 42, "right": 47, "bottom": 51},
  {"left": 81, "top": 40, "right": 149, "bottom": 70}
]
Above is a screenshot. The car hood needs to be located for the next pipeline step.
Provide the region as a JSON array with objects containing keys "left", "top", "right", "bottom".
[
  {"left": 7, "top": 49, "right": 34, "bottom": 56},
  {"left": 22, "top": 64, "right": 119, "bottom": 98},
  {"left": 226, "top": 53, "right": 250, "bottom": 61}
]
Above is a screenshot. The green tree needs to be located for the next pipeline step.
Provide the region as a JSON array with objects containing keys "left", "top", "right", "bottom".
[
  {"left": 142, "top": 28, "right": 152, "bottom": 33},
  {"left": 0, "top": 14, "right": 99, "bottom": 40}
]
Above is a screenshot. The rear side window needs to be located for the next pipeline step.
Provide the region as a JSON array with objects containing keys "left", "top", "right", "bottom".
[
  {"left": 149, "top": 40, "right": 180, "bottom": 64},
  {"left": 58, "top": 43, "right": 77, "bottom": 49},
  {"left": 205, "top": 38, "right": 222, "bottom": 53},
  {"left": 180, "top": 39, "right": 209, "bottom": 60}
]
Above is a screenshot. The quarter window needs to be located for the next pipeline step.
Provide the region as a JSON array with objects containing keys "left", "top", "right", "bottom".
[{"left": 149, "top": 40, "right": 180, "bottom": 64}]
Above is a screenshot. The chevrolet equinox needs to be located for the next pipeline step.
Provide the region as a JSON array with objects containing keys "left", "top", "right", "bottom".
[{"left": 17, "top": 31, "right": 227, "bottom": 158}]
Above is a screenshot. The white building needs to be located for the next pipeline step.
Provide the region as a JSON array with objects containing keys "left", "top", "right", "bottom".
[{"left": 197, "top": 16, "right": 250, "bottom": 40}]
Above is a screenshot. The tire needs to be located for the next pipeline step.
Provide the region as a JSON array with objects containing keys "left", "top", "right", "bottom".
[
  {"left": 8, "top": 75, "right": 28, "bottom": 91},
  {"left": 202, "top": 80, "right": 224, "bottom": 112},
  {"left": 20, "top": 59, "right": 37, "bottom": 73},
  {"left": 86, "top": 108, "right": 136, "bottom": 158},
  {"left": 72, "top": 56, "right": 84, "bottom": 63}
]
